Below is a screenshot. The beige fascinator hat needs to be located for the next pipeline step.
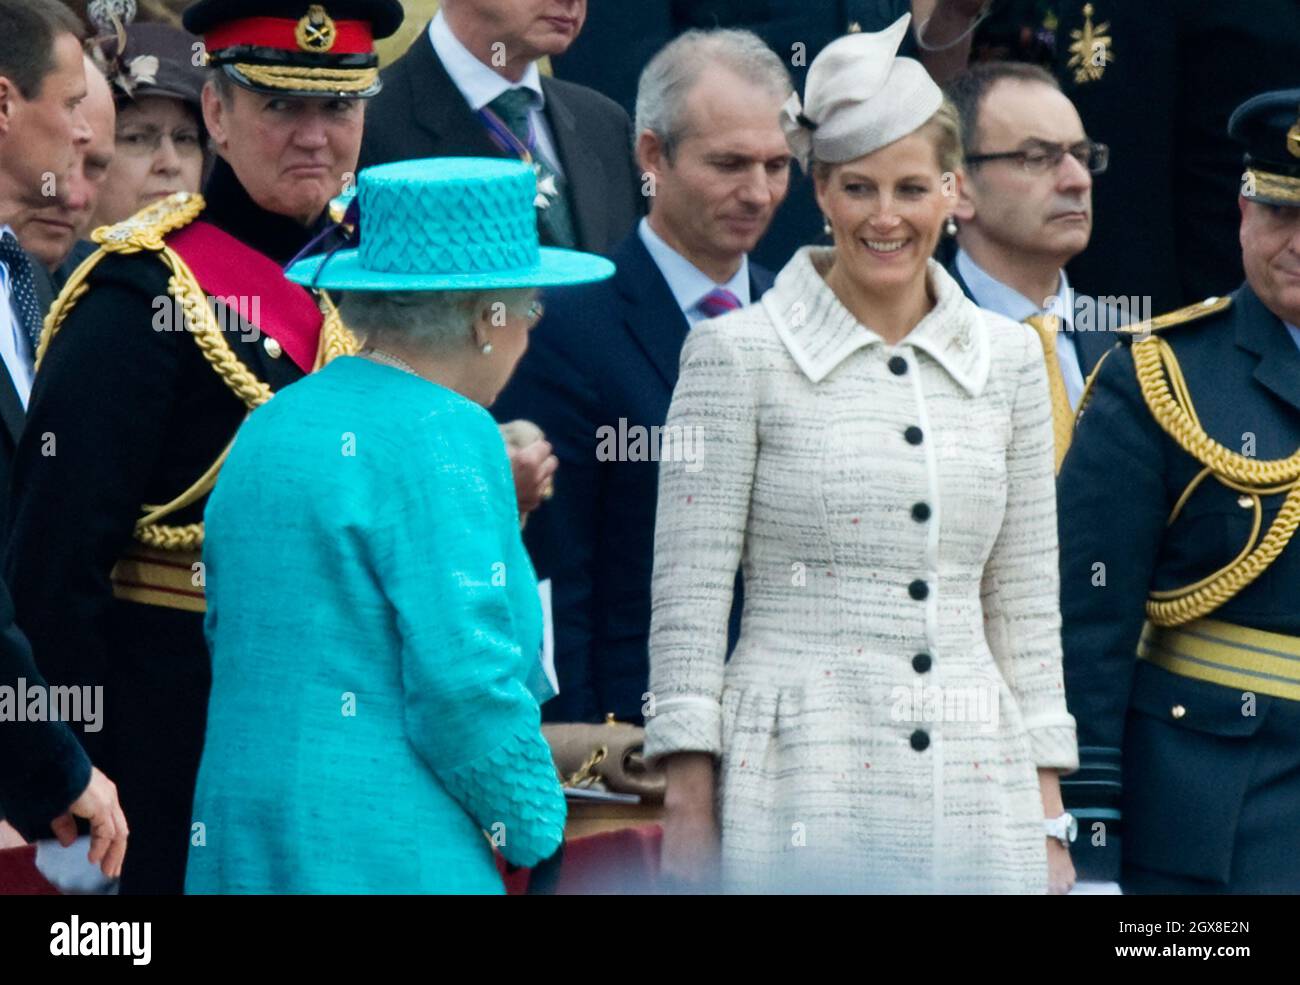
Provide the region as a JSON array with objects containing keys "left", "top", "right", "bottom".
[{"left": 780, "top": 13, "right": 943, "bottom": 171}]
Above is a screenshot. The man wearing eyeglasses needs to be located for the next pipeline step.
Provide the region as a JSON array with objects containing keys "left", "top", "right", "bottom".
[{"left": 943, "top": 62, "right": 1119, "bottom": 473}]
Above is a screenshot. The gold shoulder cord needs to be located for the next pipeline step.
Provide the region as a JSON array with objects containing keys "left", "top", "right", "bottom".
[
  {"left": 1128, "top": 298, "right": 1300, "bottom": 626},
  {"left": 38, "top": 192, "right": 359, "bottom": 552},
  {"left": 1072, "top": 346, "right": 1115, "bottom": 423}
]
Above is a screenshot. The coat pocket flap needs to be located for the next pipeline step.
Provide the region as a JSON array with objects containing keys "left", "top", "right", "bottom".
[{"left": 1128, "top": 661, "right": 1270, "bottom": 737}]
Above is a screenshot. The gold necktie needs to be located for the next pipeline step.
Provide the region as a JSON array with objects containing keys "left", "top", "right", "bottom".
[{"left": 1024, "top": 314, "right": 1074, "bottom": 472}]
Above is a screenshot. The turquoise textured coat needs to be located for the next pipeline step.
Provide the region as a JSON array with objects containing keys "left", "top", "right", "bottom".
[{"left": 185, "top": 356, "right": 565, "bottom": 894}]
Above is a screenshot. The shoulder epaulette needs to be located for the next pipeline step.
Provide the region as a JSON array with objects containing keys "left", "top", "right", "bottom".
[
  {"left": 94, "top": 191, "right": 205, "bottom": 254},
  {"left": 1116, "top": 295, "right": 1232, "bottom": 337},
  {"left": 38, "top": 192, "right": 207, "bottom": 368}
]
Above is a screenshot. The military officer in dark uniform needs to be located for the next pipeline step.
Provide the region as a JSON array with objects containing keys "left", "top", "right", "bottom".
[
  {"left": 1058, "top": 89, "right": 1300, "bottom": 893},
  {"left": 3, "top": 0, "right": 405, "bottom": 894}
]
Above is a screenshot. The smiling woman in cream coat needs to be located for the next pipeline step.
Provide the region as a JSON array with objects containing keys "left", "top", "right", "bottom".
[{"left": 644, "top": 17, "right": 1079, "bottom": 894}]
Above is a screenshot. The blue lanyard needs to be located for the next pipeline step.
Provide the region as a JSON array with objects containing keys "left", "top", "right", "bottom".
[{"left": 477, "top": 105, "right": 536, "bottom": 165}]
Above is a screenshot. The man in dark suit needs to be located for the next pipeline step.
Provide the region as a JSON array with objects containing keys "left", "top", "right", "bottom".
[
  {"left": 0, "top": 0, "right": 127, "bottom": 878},
  {"left": 359, "top": 0, "right": 641, "bottom": 254},
  {"left": 493, "top": 29, "right": 792, "bottom": 724},
  {"left": 1058, "top": 90, "right": 1300, "bottom": 893},
  {"left": 944, "top": 61, "right": 1119, "bottom": 471},
  {"left": 0, "top": 0, "right": 93, "bottom": 533}
]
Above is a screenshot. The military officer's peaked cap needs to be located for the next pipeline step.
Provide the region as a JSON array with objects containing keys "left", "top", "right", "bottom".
[
  {"left": 1230, "top": 88, "right": 1300, "bottom": 207},
  {"left": 183, "top": 0, "right": 403, "bottom": 99}
]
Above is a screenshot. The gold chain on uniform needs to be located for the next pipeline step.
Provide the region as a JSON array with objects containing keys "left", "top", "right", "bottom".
[
  {"left": 1131, "top": 333, "right": 1300, "bottom": 626},
  {"left": 39, "top": 192, "right": 359, "bottom": 552}
]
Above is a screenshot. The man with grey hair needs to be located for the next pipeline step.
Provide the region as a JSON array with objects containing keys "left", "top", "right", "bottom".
[{"left": 493, "top": 28, "right": 792, "bottom": 725}]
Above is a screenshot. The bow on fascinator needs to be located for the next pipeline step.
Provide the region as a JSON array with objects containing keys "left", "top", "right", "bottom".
[{"left": 779, "top": 14, "right": 942, "bottom": 171}]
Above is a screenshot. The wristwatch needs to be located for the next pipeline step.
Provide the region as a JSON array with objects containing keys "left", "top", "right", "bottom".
[{"left": 1044, "top": 812, "right": 1078, "bottom": 849}]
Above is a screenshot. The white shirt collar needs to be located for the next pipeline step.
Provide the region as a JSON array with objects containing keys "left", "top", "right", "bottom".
[
  {"left": 428, "top": 11, "right": 545, "bottom": 113},
  {"left": 637, "top": 217, "right": 750, "bottom": 319},
  {"left": 763, "top": 247, "right": 990, "bottom": 394},
  {"left": 955, "top": 247, "right": 1073, "bottom": 328}
]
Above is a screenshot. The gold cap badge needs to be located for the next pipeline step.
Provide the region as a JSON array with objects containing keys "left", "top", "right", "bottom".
[
  {"left": 1288, "top": 105, "right": 1300, "bottom": 159},
  {"left": 295, "top": 4, "right": 337, "bottom": 53}
]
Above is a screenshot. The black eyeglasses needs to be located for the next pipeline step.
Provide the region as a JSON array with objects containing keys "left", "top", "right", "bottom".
[{"left": 966, "top": 140, "right": 1109, "bottom": 175}]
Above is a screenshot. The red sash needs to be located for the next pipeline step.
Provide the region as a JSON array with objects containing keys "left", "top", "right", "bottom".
[{"left": 168, "top": 220, "right": 322, "bottom": 373}]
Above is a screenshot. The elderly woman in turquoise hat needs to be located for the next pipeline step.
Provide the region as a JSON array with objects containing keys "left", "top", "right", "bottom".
[{"left": 184, "top": 157, "right": 614, "bottom": 894}]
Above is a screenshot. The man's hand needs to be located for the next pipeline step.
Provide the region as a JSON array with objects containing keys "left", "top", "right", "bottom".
[
  {"left": 501, "top": 420, "right": 559, "bottom": 516},
  {"left": 49, "top": 767, "right": 128, "bottom": 880}
]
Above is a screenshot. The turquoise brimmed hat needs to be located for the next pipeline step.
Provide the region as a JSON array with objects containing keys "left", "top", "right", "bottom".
[{"left": 286, "top": 158, "right": 615, "bottom": 291}]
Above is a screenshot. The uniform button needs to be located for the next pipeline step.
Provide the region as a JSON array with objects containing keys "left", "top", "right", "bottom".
[
  {"left": 263, "top": 337, "right": 283, "bottom": 359},
  {"left": 904, "top": 425, "right": 924, "bottom": 445},
  {"left": 912, "top": 652, "right": 932, "bottom": 673},
  {"left": 908, "top": 579, "right": 929, "bottom": 600},
  {"left": 888, "top": 355, "right": 908, "bottom": 375},
  {"left": 1171, "top": 704, "right": 1186, "bottom": 720},
  {"left": 911, "top": 502, "right": 931, "bottom": 522},
  {"left": 910, "top": 729, "right": 930, "bottom": 751}
]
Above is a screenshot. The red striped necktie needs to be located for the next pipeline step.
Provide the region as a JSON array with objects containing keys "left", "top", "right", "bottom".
[{"left": 696, "top": 287, "right": 742, "bottom": 320}]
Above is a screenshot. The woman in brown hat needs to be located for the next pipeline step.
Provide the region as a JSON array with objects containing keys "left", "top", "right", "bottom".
[{"left": 88, "top": 19, "right": 209, "bottom": 228}]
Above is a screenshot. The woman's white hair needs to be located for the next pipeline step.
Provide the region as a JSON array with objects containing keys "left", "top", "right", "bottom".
[
  {"left": 634, "top": 28, "right": 792, "bottom": 158},
  {"left": 339, "top": 288, "right": 535, "bottom": 352}
]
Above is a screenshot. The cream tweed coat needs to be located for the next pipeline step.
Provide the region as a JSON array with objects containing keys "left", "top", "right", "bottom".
[{"left": 644, "top": 247, "right": 1078, "bottom": 893}]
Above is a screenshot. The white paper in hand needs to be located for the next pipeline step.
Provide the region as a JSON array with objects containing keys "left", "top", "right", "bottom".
[{"left": 537, "top": 578, "right": 559, "bottom": 699}]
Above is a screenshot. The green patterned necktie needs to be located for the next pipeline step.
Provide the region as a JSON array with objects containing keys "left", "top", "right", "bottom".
[{"left": 486, "top": 88, "right": 577, "bottom": 249}]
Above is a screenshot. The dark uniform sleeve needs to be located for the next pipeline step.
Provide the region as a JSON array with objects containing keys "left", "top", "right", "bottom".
[
  {"left": 493, "top": 303, "right": 604, "bottom": 722},
  {"left": 0, "top": 576, "right": 92, "bottom": 838},
  {"left": 1056, "top": 344, "right": 1171, "bottom": 880},
  {"left": 4, "top": 257, "right": 185, "bottom": 762}
]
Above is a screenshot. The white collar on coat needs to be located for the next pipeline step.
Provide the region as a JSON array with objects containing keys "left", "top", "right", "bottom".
[{"left": 761, "top": 247, "right": 991, "bottom": 395}]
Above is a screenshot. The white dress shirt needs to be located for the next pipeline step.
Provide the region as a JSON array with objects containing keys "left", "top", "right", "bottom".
[
  {"left": 1287, "top": 322, "right": 1300, "bottom": 354},
  {"left": 956, "top": 247, "right": 1085, "bottom": 409},
  {"left": 0, "top": 225, "right": 35, "bottom": 408},
  {"left": 637, "top": 217, "right": 750, "bottom": 325},
  {"left": 427, "top": 12, "right": 565, "bottom": 176}
]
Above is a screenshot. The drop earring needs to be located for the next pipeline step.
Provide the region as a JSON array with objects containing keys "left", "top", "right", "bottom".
[
  {"left": 481, "top": 341, "right": 493, "bottom": 355},
  {"left": 944, "top": 216, "right": 958, "bottom": 236},
  {"left": 823, "top": 216, "right": 833, "bottom": 237}
]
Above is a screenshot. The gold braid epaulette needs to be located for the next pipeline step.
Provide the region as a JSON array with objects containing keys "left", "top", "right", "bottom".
[
  {"left": 39, "top": 192, "right": 359, "bottom": 552},
  {"left": 1130, "top": 295, "right": 1300, "bottom": 626},
  {"left": 1074, "top": 298, "right": 1234, "bottom": 424}
]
